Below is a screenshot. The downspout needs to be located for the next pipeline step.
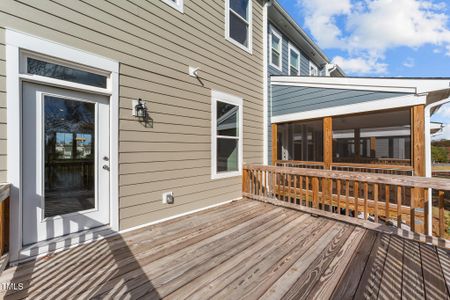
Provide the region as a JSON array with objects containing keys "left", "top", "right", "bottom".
[{"left": 424, "top": 96, "right": 450, "bottom": 236}]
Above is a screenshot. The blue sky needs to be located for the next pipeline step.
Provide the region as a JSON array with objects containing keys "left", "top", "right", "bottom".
[{"left": 277, "top": 0, "right": 450, "bottom": 77}]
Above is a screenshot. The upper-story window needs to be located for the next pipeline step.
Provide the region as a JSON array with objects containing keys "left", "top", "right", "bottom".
[
  {"left": 225, "top": 0, "right": 253, "bottom": 53},
  {"left": 309, "top": 62, "right": 319, "bottom": 76},
  {"left": 161, "top": 0, "right": 183, "bottom": 13},
  {"left": 288, "top": 43, "right": 300, "bottom": 75},
  {"left": 270, "top": 28, "right": 282, "bottom": 71}
]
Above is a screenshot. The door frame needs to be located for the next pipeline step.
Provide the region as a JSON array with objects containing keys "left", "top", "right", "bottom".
[{"left": 5, "top": 29, "right": 120, "bottom": 263}]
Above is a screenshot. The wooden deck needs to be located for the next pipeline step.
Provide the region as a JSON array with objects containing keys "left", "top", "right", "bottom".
[{"left": 1, "top": 199, "right": 449, "bottom": 299}]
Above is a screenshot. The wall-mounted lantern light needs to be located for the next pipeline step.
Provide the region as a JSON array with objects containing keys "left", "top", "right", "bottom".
[{"left": 132, "top": 98, "right": 147, "bottom": 120}]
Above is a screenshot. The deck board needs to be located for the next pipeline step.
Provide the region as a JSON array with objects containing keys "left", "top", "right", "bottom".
[{"left": 0, "top": 199, "right": 449, "bottom": 300}]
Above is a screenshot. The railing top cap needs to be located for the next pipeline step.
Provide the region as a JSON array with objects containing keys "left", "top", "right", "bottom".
[{"left": 244, "top": 164, "right": 450, "bottom": 190}]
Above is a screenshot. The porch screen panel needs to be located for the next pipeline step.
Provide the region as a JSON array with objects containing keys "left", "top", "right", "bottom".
[
  {"left": 277, "top": 120, "right": 323, "bottom": 162},
  {"left": 332, "top": 108, "right": 411, "bottom": 165}
]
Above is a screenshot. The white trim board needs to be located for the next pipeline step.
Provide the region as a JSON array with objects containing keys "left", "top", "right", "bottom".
[
  {"left": 5, "top": 29, "right": 120, "bottom": 263},
  {"left": 271, "top": 76, "right": 450, "bottom": 94},
  {"left": 271, "top": 94, "right": 427, "bottom": 123},
  {"left": 263, "top": 3, "right": 269, "bottom": 165},
  {"left": 211, "top": 90, "right": 244, "bottom": 180}
]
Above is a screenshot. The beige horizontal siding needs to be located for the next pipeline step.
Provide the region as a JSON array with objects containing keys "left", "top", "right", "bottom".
[{"left": 0, "top": 0, "right": 264, "bottom": 229}]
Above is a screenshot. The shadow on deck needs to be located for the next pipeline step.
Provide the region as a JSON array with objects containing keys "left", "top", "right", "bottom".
[{"left": 0, "top": 199, "right": 449, "bottom": 299}]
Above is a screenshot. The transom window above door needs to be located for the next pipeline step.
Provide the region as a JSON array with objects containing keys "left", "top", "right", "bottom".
[
  {"left": 20, "top": 51, "right": 111, "bottom": 92},
  {"left": 226, "top": 0, "right": 253, "bottom": 53}
]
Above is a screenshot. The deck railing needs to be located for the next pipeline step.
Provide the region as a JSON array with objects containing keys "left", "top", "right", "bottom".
[
  {"left": 0, "top": 184, "right": 10, "bottom": 255},
  {"left": 242, "top": 164, "right": 450, "bottom": 241},
  {"left": 275, "top": 160, "right": 413, "bottom": 176}
]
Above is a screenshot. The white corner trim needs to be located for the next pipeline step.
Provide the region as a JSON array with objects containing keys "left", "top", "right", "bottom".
[
  {"left": 160, "top": 0, "right": 184, "bottom": 13},
  {"left": 211, "top": 90, "right": 244, "bottom": 180},
  {"left": 271, "top": 76, "right": 450, "bottom": 94},
  {"left": 425, "top": 97, "right": 450, "bottom": 236},
  {"left": 269, "top": 26, "right": 283, "bottom": 71},
  {"left": 5, "top": 29, "right": 120, "bottom": 261},
  {"left": 287, "top": 42, "right": 300, "bottom": 76},
  {"left": 271, "top": 94, "right": 427, "bottom": 124},
  {"left": 224, "top": 0, "right": 253, "bottom": 54},
  {"left": 263, "top": 4, "right": 269, "bottom": 165}
]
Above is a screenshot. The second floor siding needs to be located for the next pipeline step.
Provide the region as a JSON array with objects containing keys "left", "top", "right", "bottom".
[{"left": 268, "top": 23, "right": 313, "bottom": 77}]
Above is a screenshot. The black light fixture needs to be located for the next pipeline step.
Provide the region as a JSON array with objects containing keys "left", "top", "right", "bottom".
[{"left": 134, "top": 98, "right": 147, "bottom": 120}]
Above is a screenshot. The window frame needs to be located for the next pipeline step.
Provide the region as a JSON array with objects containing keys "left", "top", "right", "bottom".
[
  {"left": 288, "top": 43, "right": 301, "bottom": 76},
  {"left": 211, "top": 90, "right": 243, "bottom": 180},
  {"left": 269, "top": 26, "right": 283, "bottom": 71},
  {"left": 309, "top": 61, "right": 319, "bottom": 76},
  {"left": 160, "top": 0, "right": 184, "bottom": 13},
  {"left": 225, "top": 0, "right": 253, "bottom": 53}
]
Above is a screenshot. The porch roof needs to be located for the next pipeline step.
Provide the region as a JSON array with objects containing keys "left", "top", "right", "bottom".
[{"left": 270, "top": 76, "right": 450, "bottom": 123}]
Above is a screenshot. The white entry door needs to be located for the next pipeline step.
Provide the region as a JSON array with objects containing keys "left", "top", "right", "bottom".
[{"left": 22, "top": 82, "right": 110, "bottom": 245}]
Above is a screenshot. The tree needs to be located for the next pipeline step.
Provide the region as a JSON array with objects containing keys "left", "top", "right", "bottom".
[{"left": 432, "top": 146, "right": 449, "bottom": 163}]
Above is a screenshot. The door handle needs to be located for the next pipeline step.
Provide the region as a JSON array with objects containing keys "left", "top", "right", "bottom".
[{"left": 103, "top": 165, "right": 110, "bottom": 171}]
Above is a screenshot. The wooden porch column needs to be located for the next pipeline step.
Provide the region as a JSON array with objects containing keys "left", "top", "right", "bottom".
[
  {"left": 412, "top": 105, "right": 425, "bottom": 177},
  {"left": 323, "top": 117, "right": 333, "bottom": 170},
  {"left": 272, "top": 123, "right": 278, "bottom": 165},
  {"left": 370, "top": 137, "right": 377, "bottom": 158},
  {"left": 412, "top": 105, "right": 426, "bottom": 233}
]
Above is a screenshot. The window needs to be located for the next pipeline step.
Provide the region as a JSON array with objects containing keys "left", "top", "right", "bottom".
[
  {"left": 309, "top": 62, "right": 319, "bottom": 76},
  {"left": 288, "top": 43, "right": 300, "bottom": 75},
  {"left": 26, "top": 57, "right": 108, "bottom": 88},
  {"left": 161, "top": 0, "right": 183, "bottom": 12},
  {"left": 211, "top": 90, "right": 243, "bottom": 179},
  {"left": 270, "top": 27, "right": 282, "bottom": 70},
  {"left": 225, "top": 0, "right": 252, "bottom": 52}
]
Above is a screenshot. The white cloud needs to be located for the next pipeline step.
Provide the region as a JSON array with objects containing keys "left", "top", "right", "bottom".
[
  {"left": 332, "top": 55, "right": 388, "bottom": 74},
  {"left": 403, "top": 57, "right": 415, "bottom": 68},
  {"left": 297, "top": 0, "right": 450, "bottom": 75}
]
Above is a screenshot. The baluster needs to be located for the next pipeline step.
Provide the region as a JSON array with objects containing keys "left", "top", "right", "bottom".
[
  {"left": 288, "top": 174, "right": 292, "bottom": 203},
  {"left": 259, "top": 169, "right": 263, "bottom": 196},
  {"left": 364, "top": 182, "right": 368, "bottom": 220},
  {"left": 283, "top": 173, "right": 287, "bottom": 202},
  {"left": 294, "top": 175, "right": 298, "bottom": 204},
  {"left": 345, "top": 180, "right": 350, "bottom": 216},
  {"left": 385, "top": 185, "right": 390, "bottom": 221},
  {"left": 411, "top": 187, "right": 416, "bottom": 232},
  {"left": 424, "top": 188, "right": 429, "bottom": 235},
  {"left": 299, "top": 176, "right": 303, "bottom": 206},
  {"left": 374, "top": 183, "right": 379, "bottom": 223},
  {"left": 272, "top": 170, "right": 276, "bottom": 198},
  {"left": 336, "top": 179, "right": 341, "bottom": 215},
  {"left": 312, "top": 177, "right": 319, "bottom": 209},
  {"left": 306, "top": 177, "right": 310, "bottom": 207},
  {"left": 439, "top": 191, "right": 445, "bottom": 238},
  {"left": 329, "top": 179, "right": 333, "bottom": 212},
  {"left": 321, "top": 178, "right": 326, "bottom": 209},
  {"left": 354, "top": 181, "right": 359, "bottom": 218},
  {"left": 397, "top": 186, "right": 402, "bottom": 228}
]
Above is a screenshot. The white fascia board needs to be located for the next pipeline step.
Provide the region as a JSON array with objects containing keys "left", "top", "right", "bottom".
[
  {"left": 271, "top": 94, "right": 427, "bottom": 123},
  {"left": 271, "top": 76, "right": 450, "bottom": 94}
]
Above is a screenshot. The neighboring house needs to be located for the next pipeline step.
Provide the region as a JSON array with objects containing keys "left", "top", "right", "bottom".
[
  {"left": 0, "top": 0, "right": 267, "bottom": 263},
  {"left": 265, "top": 1, "right": 345, "bottom": 164}
]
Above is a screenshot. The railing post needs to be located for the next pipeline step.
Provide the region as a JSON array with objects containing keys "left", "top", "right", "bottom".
[{"left": 272, "top": 124, "right": 278, "bottom": 165}]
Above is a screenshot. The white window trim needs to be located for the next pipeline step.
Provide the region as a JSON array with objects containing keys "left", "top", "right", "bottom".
[
  {"left": 309, "top": 61, "right": 319, "bottom": 76},
  {"left": 225, "top": 0, "right": 253, "bottom": 54},
  {"left": 211, "top": 90, "right": 244, "bottom": 180},
  {"left": 5, "top": 29, "right": 120, "bottom": 264},
  {"left": 160, "top": 0, "right": 184, "bottom": 13},
  {"left": 269, "top": 26, "right": 283, "bottom": 71},
  {"left": 288, "top": 43, "right": 301, "bottom": 76}
]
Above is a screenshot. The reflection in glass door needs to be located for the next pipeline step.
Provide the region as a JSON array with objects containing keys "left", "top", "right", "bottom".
[{"left": 44, "top": 96, "right": 96, "bottom": 217}]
